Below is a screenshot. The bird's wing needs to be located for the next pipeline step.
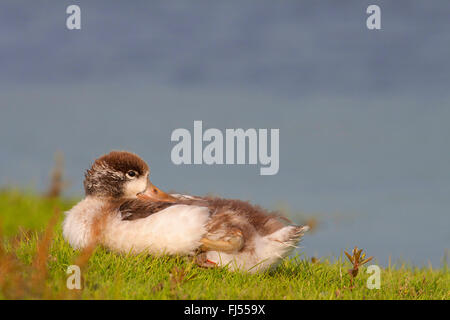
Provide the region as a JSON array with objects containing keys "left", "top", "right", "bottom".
[
  {"left": 170, "top": 193, "right": 205, "bottom": 201},
  {"left": 120, "top": 194, "right": 208, "bottom": 221},
  {"left": 119, "top": 199, "right": 175, "bottom": 221}
]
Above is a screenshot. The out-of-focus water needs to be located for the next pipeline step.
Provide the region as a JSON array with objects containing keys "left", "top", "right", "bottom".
[{"left": 1, "top": 1, "right": 449, "bottom": 266}]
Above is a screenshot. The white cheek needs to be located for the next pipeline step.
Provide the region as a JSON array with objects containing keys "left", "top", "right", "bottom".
[{"left": 124, "top": 177, "right": 147, "bottom": 197}]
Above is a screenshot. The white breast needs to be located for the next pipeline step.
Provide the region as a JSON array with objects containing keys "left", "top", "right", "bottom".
[
  {"left": 62, "top": 197, "right": 211, "bottom": 256},
  {"left": 62, "top": 197, "right": 105, "bottom": 250},
  {"left": 103, "top": 205, "right": 210, "bottom": 255}
]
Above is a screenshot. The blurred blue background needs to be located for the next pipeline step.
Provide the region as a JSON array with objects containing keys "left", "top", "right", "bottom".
[{"left": 1, "top": 0, "right": 449, "bottom": 266}]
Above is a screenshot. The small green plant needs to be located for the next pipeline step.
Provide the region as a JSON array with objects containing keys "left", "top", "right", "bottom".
[{"left": 344, "top": 246, "right": 373, "bottom": 289}]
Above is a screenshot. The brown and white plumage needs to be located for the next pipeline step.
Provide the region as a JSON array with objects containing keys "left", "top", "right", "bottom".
[{"left": 63, "top": 151, "right": 309, "bottom": 273}]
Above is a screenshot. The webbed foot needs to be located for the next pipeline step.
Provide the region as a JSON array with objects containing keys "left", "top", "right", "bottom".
[{"left": 199, "top": 228, "right": 244, "bottom": 253}]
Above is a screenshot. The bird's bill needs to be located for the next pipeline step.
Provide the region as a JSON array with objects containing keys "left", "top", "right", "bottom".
[{"left": 137, "top": 181, "right": 177, "bottom": 202}]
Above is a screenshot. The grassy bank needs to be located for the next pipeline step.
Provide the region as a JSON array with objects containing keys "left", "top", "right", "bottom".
[{"left": 0, "top": 190, "right": 448, "bottom": 300}]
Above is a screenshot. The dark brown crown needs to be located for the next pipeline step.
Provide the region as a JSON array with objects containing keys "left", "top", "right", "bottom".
[
  {"left": 83, "top": 151, "right": 149, "bottom": 197},
  {"left": 93, "top": 151, "right": 149, "bottom": 176}
]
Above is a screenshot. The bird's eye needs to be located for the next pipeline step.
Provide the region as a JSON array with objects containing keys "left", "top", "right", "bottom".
[{"left": 126, "top": 170, "right": 137, "bottom": 178}]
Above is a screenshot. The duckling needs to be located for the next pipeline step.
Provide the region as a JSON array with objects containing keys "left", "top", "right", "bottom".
[{"left": 63, "top": 151, "right": 309, "bottom": 272}]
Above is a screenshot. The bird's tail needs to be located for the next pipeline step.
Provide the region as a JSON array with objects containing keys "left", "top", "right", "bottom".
[{"left": 267, "top": 225, "right": 309, "bottom": 250}]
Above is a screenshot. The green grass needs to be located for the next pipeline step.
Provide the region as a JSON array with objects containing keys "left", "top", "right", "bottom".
[{"left": 0, "top": 190, "right": 448, "bottom": 300}]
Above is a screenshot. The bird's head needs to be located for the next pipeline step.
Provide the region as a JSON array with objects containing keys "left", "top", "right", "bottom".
[{"left": 83, "top": 150, "right": 175, "bottom": 201}]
